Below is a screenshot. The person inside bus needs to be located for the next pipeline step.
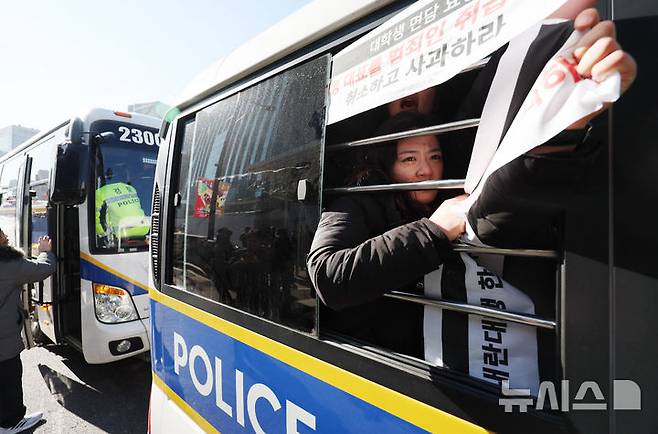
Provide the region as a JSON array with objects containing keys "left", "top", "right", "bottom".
[
  {"left": 0, "top": 229, "right": 55, "bottom": 434},
  {"left": 308, "top": 9, "right": 637, "bottom": 389},
  {"left": 387, "top": 6, "right": 636, "bottom": 243},
  {"left": 95, "top": 166, "right": 150, "bottom": 248},
  {"left": 309, "top": 112, "right": 463, "bottom": 354}
]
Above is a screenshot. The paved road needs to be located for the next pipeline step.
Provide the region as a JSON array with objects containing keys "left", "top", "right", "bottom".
[{"left": 19, "top": 345, "right": 151, "bottom": 434}]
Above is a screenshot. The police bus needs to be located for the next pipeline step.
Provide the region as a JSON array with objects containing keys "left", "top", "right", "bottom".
[
  {"left": 0, "top": 108, "right": 160, "bottom": 363},
  {"left": 148, "top": 0, "right": 657, "bottom": 432}
]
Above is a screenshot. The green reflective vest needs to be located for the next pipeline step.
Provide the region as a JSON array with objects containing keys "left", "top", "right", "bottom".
[{"left": 95, "top": 182, "right": 149, "bottom": 239}]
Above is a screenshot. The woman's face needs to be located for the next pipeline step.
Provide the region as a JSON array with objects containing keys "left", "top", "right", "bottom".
[{"left": 389, "top": 135, "right": 443, "bottom": 205}]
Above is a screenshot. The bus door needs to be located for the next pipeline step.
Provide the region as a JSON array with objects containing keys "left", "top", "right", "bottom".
[{"left": 21, "top": 138, "right": 59, "bottom": 346}]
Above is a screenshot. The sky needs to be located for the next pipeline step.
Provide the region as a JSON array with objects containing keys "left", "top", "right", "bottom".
[{"left": 0, "top": 0, "right": 311, "bottom": 131}]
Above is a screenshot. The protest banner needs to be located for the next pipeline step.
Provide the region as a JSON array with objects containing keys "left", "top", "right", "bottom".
[{"left": 328, "top": 0, "right": 567, "bottom": 124}]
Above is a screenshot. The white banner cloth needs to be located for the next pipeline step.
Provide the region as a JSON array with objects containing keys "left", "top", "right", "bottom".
[
  {"left": 328, "top": 0, "right": 567, "bottom": 124},
  {"left": 461, "top": 26, "right": 621, "bottom": 242}
]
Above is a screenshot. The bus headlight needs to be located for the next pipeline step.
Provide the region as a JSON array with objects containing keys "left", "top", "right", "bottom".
[{"left": 93, "top": 283, "right": 139, "bottom": 323}]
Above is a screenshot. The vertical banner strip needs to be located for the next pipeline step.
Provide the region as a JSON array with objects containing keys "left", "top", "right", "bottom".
[{"left": 463, "top": 22, "right": 543, "bottom": 193}]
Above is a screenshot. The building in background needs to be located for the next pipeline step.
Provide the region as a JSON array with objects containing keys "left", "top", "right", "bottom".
[
  {"left": 0, "top": 125, "right": 39, "bottom": 156},
  {"left": 127, "top": 101, "right": 170, "bottom": 119}
]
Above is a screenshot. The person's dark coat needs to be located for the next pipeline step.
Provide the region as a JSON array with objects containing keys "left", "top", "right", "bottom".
[
  {"left": 308, "top": 193, "right": 452, "bottom": 310},
  {"left": 0, "top": 247, "right": 56, "bottom": 362},
  {"left": 308, "top": 192, "right": 453, "bottom": 357}
]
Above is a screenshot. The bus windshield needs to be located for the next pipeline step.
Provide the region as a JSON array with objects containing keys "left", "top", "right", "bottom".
[{"left": 91, "top": 120, "right": 159, "bottom": 252}]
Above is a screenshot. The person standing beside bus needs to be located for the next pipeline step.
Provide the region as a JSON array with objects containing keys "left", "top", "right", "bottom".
[{"left": 0, "top": 229, "right": 55, "bottom": 434}]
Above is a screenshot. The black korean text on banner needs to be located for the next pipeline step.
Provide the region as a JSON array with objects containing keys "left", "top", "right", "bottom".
[
  {"left": 423, "top": 253, "right": 539, "bottom": 394},
  {"left": 327, "top": 0, "right": 567, "bottom": 125}
]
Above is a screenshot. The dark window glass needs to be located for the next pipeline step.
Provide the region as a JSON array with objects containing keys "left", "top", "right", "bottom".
[
  {"left": 91, "top": 120, "right": 159, "bottom": 253},
  {"left": 0, "top": 157, "right": 23, "bottom": 246},
  {"left": 27, "top": 139, "right": 55, "bottom": 257},
  {"left": 169, "top": 56, "right": 329, "bottom": 333}
]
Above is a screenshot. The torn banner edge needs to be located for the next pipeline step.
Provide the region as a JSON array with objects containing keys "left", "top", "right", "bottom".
[{"left": 461, "top": 23, "right": 621, "bottom": 246}]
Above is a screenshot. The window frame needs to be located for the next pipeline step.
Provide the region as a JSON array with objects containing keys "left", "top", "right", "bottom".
[{"left": 162, "top": 53, "right": 331, "bottom": 336}]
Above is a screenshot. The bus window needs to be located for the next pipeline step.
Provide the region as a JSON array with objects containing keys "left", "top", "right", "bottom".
[
  {"left": 168, "top": 55, "right": 329, "bottom": 332},
  {"left": 0, "top": 157, "right": 22, "bottom": 247},
  {"left": 91, "top": 120, "right": 159, "bottom": 252},
  {"left": 27, "top": 139, "right": 55, "bottom": 257}
]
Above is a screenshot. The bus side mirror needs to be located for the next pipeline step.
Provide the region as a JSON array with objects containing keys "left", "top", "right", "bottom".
[
  {"left": 92, "top": 131, "right": 115, "bottom": 145},
  {"left": 50, "top": 117, "right": 89, "bottom": 205},
  {"left": 68, "top": 116, "right": 83, "bottom": 146}
]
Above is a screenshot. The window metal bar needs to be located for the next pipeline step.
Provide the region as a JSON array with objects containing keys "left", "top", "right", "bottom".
[
  {"left": 385, "top": 291, "right": 556, "bottom": 330},
  {"left": 461, "top": 56, "right": 490, "bottom": 73},
  {"left": 28, "top": 179, "right": 49, "bottom": 188},
  {"left": 324, "top": 179, "right": 465, "bottom": 194},
  {"left": 452, "top": 244, "right": 560, "bottom": 259},
  {"left": 325, "top": 56, "right": 489, "bottom": 153},
  {"left": 327, "top": 118, "right": 480, "bottom": 152}
]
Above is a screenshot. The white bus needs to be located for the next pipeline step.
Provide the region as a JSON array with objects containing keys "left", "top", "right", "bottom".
[
  {"left": 148, "top": 1, "right": 657, "bottom": 433},
  {"left": 0, "top": 108, "right": 161, "bottom": 363}
]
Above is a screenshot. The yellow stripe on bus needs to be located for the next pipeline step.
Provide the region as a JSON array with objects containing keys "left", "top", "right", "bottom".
[
  {"left": 152, "top": 373, "right": 221, "bottom": 434},
  {"left": 80, "top": 252, "right": 148, "bottom": 292},
  {"left": 150, "top": 288, "right": 489, "bottom": 434}
]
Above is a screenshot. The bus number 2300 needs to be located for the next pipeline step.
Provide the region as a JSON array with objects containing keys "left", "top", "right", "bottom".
[{"left": 118, "top": 126, "right": 160, "bottom": 146}]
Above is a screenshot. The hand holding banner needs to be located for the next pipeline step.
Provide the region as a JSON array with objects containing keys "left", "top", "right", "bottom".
[{"left": 462, "top": 25, "right": 621, "bottom": 243}]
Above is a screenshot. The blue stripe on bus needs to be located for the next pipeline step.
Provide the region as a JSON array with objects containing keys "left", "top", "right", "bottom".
[
  {"left": 151, "top": 300, "right": 429, "bottom": 434},
  {"left": 80, "top": 258, "right": 148, "bottom": 296}
]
